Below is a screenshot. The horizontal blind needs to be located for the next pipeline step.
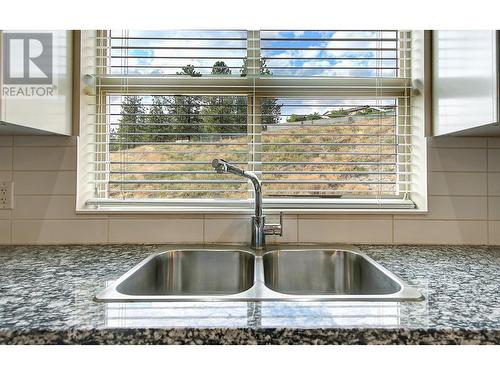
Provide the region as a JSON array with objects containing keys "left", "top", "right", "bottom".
[
  {"left": 256, "top": 97, "right": 410, "bottom": 198},
  {"left": 83, "top": 30, "right": 413, "bottom": 207},
  {"left": 89, "top": 30, "right": 255, "bottom": 200},
  {"left": 252, "top": 30, "right": 412, "bottom": 200},
  {"left": 96, "top": 94, "right": 251, "bottom": 199},
  {"left": 102, "top": 30, "right": 247, "bottom": 76},
  {"left": 260, "top": 30, "right": 407, "bottom": 77}
]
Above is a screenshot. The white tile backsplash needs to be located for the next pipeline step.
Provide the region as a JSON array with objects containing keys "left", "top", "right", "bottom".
[
  {"left": 13, "top": 195, "right": 80, "bottom": 220},
  {"left": 13, "top": 136, "right": 76, "bottom": 147},
  {"left": 488, "top": 173, "right": 500, "bottom": 196},
  {"left": 428, "top": 137, "right": 488, "bottom": 149},
  {"left": 204, "top": 217, "right": 251, "bottom": 243},
  {"left": 13, "top": 171, "right": 77, "bottom": 195},
  {"left": 488, "top": 221, "right": 500, "bottom": 245},
  {"left": 428, "top": 148, "right": 487, "bottom": 172},
  {"left": 0, "top": 134, "right": 499, "bottom": 245},
  {"left": 0, "top": 220, "right": 10, "bottom": 244},
  {"left": 488, "top": 149, "right": 500, "bottom": 172},
  {"left": 394, "top": 220, "right": 488, "bottom": 245},
  {"left": 268, "top": 216, "right": 298, "bottom": 244},
  {"left": 13, "top": 147, "right": 76, "bottom": 171},
  {"left": 202, "top": 215, "right": 298, "bottom": 244},
  {"left": 0, "top": 148, "right": 12, "bottom": 170},
  {"left": 428, "top": 172, "right": 487, "bottom": 196},
  {"left": 488, "top": 197, "right": 500, "bottom": 220},
  {"left": 298, "top": 218, "right": 393, "bottom": 244},
  {"left": 0, "top": 171, "right": 12, "bottom": 181},
  {"left": 487, "top": 138, "right": 500, "bottom": 148},
  {"left": 12, "top": 219, "right": 108, "bottom": 244},
  {"left": 395, "top": 196, "right": 487, "bottom": 220},
  {"left": 0, "top": 136, "right": 13, "bottom": 147},
  {"left": 108, "top": 219, "right": 204, "bottom": 243}
]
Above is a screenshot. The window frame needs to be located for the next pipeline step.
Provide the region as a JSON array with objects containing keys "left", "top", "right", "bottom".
[{"left": 78, "top": 30, "right": 426, "bottom": 214}]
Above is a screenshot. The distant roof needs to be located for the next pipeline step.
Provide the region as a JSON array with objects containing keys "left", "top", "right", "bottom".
[{"left": 322, "top": 105, "right": 393, "bottom": 116}]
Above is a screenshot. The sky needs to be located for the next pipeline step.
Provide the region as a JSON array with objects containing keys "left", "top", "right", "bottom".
[
  {"left": 107, "top": 30, "right": 402, "bottom": 77},
  {"left": 104, "top": 30, "right": 403, "bottom": 121}
]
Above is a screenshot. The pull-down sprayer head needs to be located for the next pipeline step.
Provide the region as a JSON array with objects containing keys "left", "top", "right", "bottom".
[
  {"left": 211, "top": 158, "right": 262, "bottom": 218},
  {"left": 211, "top": 159, "right": 247, "bottom": 178},
  {"left": 211, "top": 158, "right": 230, "bottom": 173},
  {"left": 211, "top": 158, "right": 282, "bottom": 249}
]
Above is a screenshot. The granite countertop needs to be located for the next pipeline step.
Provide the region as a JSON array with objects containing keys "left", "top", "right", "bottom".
[{"left": 0, "top": 244, "right": 499, "bottom": 344}]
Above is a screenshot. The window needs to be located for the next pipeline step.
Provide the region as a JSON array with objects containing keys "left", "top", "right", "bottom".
[{"left": 82, "top": 30, "right": 414, "bottom": 211}]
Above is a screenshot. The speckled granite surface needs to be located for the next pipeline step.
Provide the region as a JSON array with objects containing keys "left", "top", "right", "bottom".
[{"left": 0, "top": 244, "right": 499, "bottom": 344}]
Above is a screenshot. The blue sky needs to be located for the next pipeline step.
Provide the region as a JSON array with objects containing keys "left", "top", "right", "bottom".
[{"left": 108, "top": 30, "right": 400, "bottom": 78}]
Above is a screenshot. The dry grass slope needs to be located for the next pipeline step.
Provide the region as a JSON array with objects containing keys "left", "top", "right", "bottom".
[{"left": 108, "top": 115, "right": 399, "bottom": 199}]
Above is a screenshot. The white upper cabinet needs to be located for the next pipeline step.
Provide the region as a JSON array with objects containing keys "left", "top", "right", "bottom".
[
  {"left": 432, "top": 30, "right": 499, "bottom": 136},
  {"left": 0, "top": 30, "right": 74, "bottom": 135}
]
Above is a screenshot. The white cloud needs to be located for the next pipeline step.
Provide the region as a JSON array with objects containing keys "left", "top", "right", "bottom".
[
  {"left": 107, "top": 29, "right": 400, "bottom": 78},
  {"left": 110, "top": 30, "right": 246, "bottom": 76}
]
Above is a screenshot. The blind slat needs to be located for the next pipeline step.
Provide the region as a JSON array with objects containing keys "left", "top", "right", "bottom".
[{"left": 85, "top": 29, "right": 412, "bottom": 203}]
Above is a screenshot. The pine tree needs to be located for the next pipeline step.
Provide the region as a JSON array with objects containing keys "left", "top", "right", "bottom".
[
  {"left": 176, "top": 64, "right": 202, "bottom": 78},
  {"left": 160, "top": 65, "right": 203, "bottom": 140},
  {"left": 201, "top": 61, "right": 245, "bottom": 134},
  {"left": 240, "top": 57, "right": 282, "bottom": 130},
  {"left": 146, "top": 96, "right": 169, "bottom": 142},
  {"left": 240, "top": 57, "right": 272, "bottom": 77},
  {"left": 211, "top": 61, "right": 231, "bottom": 75},
  {"left": 261, "top": 97, "right": 282, "bottom": 131},
  {"left": 165, "top": 94, "right": 202, "bottom": 141},
  {"left": 116, "top": 96, "right": 146, "bottom": 150},
  {"left": 232, "top": 96, "right": 248, "bottom": 132}
]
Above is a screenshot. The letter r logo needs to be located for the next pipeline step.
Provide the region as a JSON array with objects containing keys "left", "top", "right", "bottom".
[{"left": 3, "top": 33, "right": 53, "bottom": 85}]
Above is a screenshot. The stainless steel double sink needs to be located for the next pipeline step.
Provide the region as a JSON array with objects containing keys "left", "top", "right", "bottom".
[{"left": 95, "top": 245, "right": 423, "bottom": 302}]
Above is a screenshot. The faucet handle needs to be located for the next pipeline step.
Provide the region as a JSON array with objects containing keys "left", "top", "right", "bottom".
[{"left": 264, "top": 211, "right": 283, "bottom": 237}]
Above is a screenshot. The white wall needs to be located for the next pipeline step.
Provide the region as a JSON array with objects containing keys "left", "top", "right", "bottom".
[{"left": 0, "top": 134, "right": 499, "bottom": 245}]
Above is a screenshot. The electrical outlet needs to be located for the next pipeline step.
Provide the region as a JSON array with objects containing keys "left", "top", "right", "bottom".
[{"left": 0, "top": 181, "right": 13, "bottom": 210}]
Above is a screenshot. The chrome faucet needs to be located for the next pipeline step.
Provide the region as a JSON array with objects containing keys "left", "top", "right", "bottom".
[{"left": 211, "top": 159, "right": 283, "bottom": 250}]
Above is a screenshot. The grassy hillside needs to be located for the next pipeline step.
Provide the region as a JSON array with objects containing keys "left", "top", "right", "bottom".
[{"left": 108, "top": 115, "right": 398, "bottom": 199}]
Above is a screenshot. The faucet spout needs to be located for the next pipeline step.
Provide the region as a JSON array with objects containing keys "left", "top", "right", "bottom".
[
  {"left": 211, "top": 158, "right": 282, "bottom": 249},
  {"left": 212, "top": 159, "right": 262, "bottom": 218}
]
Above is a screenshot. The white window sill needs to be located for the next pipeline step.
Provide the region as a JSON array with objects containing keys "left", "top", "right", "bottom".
[{"left": 77, "top": 198, "right": 428, "bottom": 215}]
